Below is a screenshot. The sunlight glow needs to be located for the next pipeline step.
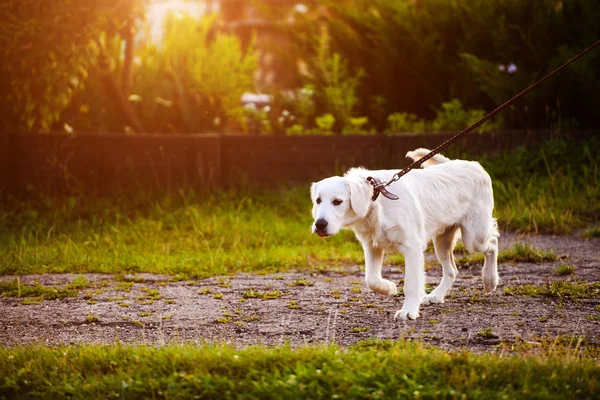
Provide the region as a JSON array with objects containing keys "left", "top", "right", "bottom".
[{"left": 146, "top": 0, "right": 215, "bottom": 43}]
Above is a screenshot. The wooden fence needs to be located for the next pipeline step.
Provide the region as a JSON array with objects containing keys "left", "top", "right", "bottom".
[{"left": 0, "top": 130, "right": 596, "bottom": 196}]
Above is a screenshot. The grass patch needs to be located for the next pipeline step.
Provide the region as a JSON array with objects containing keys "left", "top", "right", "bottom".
[
  {"left": 456, "top": 242, "right": 560, "bottom": 267},
  {"left": 0, "top": 341, "right": 597, "bottom": 399},
  {"left": 554, "top": 264, "right": 575, "bottom": 276},
  {"left": 349, "top": 326, "right": 371, "bottom": 333},
  {"left": 0, "top": 277, "right": 86, "bottom": 300},
  {"left": 242, "top": 289, "right": 286, "bottom": 300},
  {"left": 504, "top": 280, "right": 600, "bottom": 299},
  {"left": 288, "top": 300, "right": 299, "bottom": 309},
  {"left": 0, "top": 139, "right": 597, "bottom": 279},
  {"left": 288, "top": 279, "right": 314, "bottom": 287},
  {"left": 485, "top": 139, "right": 600, "bottom": 234},
  {"left": 476, "top": 328, "right": 499, "bottom": 340},
  {"left": 582, "top": 225, "right": 600, "bottom": 239}
]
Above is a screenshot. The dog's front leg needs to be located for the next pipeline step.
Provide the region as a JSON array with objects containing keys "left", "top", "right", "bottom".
[
  {"left": 395, "top": 245, "right": 426, "bottom": 320},
  {"left": 363, "top": 245, "right": 397, "bottom": 296}
]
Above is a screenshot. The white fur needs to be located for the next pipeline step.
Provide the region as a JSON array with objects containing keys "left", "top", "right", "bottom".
[{"left": 310, "top": 149, "right": 499, "bottom": 320}]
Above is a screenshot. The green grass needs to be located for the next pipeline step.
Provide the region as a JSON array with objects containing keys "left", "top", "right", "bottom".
[
  {"left": 0, "top": 187, "right": 365, "bottom": 278},
  {"left": 504, "top": 280, "right": 600, "bottom": 299},
  {"left": 482, "top": 139, "right": 600, "bottom": 234},
  {"left": 0, "top": 276, "right": 89, "bottom": 300},
  {"left": 0, "top": 139, "right": 597, "bottom": 278},
  {"left": 455, "top": 242, "right": 560, "bottom": 268},
  {"left": 582, "top": 225, "right": 600, "bottom": 239},
  {"left": 0, "top": 340, "right": 598, "bottom": 399},
  {"left": 554, "top": 264, "right": 575, "bottom": 276}
]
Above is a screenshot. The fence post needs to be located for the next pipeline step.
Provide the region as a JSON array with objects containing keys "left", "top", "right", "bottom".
[{"left": 0, "top": 133, "right": 14, "bottom": 197}]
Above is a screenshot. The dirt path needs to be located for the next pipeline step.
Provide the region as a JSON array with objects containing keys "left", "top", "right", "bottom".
[{"left": 1, "top": 233, "right": 598, "bottom": 351}]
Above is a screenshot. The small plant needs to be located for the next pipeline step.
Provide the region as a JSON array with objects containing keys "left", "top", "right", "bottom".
[
  {"left": 116, "top": 282, "right": 134, "bottom": 292},
  {"left": 582, "top": 225, "right": 600, "bottom": 239},
  {"left": 289, "top": 279, "right": 314, "bottom": 287},
  {"left": 217, "top": 278, "right": 232, "bottom": 288},
  {"left": 272, "top": 275, "right": 284, "bottom": 280},
  {"left": 161, "top": 314, "right": 173, "bottom": 320},
  {"left": 138, "top": 312, "right": 153, "bottom": 317},
  {"left": 510, "top": 312, "right": 521, "bottom": 317},
  {"left": 108, "top": 296, "right": 127, "bottom": 302},
  {"left": 350, "top": 326, "right": 371, "bottom": 333},
  {"left": 138, "top": 300, "right": 154, "bottom": 305},
  {"left": 554, "top": 264, "right": 575, "bottom": 276},
  {"left": 198, "top": 287, "right": 212, "bottom": 295},
  {"left": 288, "top": 300, "right": 299, "bottom": 309},
  {"left": 351, "top": 285, "right": 362, "bottom": 294},
  {"left": 141, "top": 288, "right": 161, "bottom": 299},
  {"left": 330, "top": 289, "right": 341, "bottom": 299},
  {"left": 86, "top": 299, "right": 97, "bottom": 305},
  {"left": 538, "top": 316, "right": 549, "bottom": 322},
  {"left": 21, "top": 297, "right": 42, "bottom": 305},
  {"left": 118, "top": 302, "right": 130, "bottom": 307},
  {"left": 85, "top": 315, "right": 99, "bottom": 324},
  {"left": 476, "top": 328, "right": 498, "bottom": 340},
  {"left": 263, "top": 290, "right": 284, "bottom": 300},
  {"left": 587, "top": 315, "right": 600, "bottom": 321},
  {"left": 69, "top": 276, "right": 90, "bottom": 290},
  {"left": 315, "top": 113, "right": 336, "bottom": 134},
  {"left": 212, "top": 293, "right": 223, "bottom": 300},
  {"left": 429, "top": 319, "right": 441, "bottom": 324},
  {"left": 516, "top": 321, "right": 525, "bottom": 327},
  {"left": 164, "top": 299, "right": 176, "bottom": 304},
  {"left": 242, "top": 314, "right": 260, "bottom": 322}
]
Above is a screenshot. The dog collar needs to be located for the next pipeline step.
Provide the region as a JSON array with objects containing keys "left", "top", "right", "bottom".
[{"left": 366, "top": 176, "right": 399, "bottom": 201}]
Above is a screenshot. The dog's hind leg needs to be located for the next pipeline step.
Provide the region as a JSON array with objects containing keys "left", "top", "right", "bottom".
[
  {"left": 363, "top": 245, "right": 397, "bottom": 296},
  {"left": 422, "top": 226, "right": 460, "bottom": 305},
  {"left": 461, "top": 217, "right": 499, "bottom": 293}
]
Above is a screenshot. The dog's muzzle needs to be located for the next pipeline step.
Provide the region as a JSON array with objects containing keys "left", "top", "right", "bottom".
[{"left": 314, "top": 218, "right": 329, "bottom": 237}]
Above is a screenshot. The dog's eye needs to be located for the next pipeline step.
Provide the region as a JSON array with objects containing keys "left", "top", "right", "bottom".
[
  {"left": 332, "top": 199, "right": 343, "bottom": 206},
  {"left": 316, "top": 198, "right": 322, "bottom": 204}
]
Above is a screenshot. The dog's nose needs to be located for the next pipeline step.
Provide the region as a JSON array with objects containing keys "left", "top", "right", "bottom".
[{"left": 315, "top": 218, "right": 328, "bottom": 231}]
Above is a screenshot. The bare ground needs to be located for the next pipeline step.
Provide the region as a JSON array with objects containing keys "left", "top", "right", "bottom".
[{"left": 1, "top": 233, "right": 598, "bottom": 351}]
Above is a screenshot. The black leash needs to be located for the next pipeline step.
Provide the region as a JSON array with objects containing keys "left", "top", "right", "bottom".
[{"left": 368, "top": 38, "right": 600, "bottom": 201}]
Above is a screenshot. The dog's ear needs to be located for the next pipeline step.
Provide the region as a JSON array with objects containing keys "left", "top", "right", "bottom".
[
  {"left": 346, "top": 177, "right": 372, "bottom": 218},
  {"left": 310, "top": 182, "right": 318, "bottom": 203}
]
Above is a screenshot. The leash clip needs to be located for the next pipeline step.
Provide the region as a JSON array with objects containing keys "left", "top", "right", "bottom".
[{"left": 366, "top": 176, "right": 399, "bottom": 201}]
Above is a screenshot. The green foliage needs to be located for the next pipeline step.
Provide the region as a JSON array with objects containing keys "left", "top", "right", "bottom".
[
  {"left": 68, "top": 15, "right": 258, "bottom": 134},
  {"left": 291, "top": 0, "right": 600, "bottom": 130},
  {"left": 385, "top": 99, "right": 502, "bottom": 133},
  {"left": 0, "top": 341, "right": 598, "bottom": 398},
  {"left": 483, "top": 138, "right": 600, "bottom": 233},
  {"left": 315, "top": 113, "right": 336, "bottom": 133},
  {"left": 0, "top": 0, "right": 128, "bottom": 132},
  {"left": 554, "top": 264, "right": 575, "bottom": 276}
]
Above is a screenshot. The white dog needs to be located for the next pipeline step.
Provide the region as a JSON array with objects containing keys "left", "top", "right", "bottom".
[{"left": 310, "top": 148, "right": 499, "bottom": 320}]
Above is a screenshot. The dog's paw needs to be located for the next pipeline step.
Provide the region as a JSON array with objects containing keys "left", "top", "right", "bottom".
[
  {"left": 394, "top": 308, "right": 420, "bottom": 321},
  {"left": 385, "top": 280, "right": 398, "bottom": 296},
  {"left": 483, "top": 275, "right": 499, "bottom": 293},
  {"left": 422, "top": 293, "right": 444, "bottom": 305}
]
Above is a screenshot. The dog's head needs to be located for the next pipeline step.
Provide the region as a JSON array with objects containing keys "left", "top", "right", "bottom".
[{"left": 310, "top": 172, "right": 372, "bottom": 237}]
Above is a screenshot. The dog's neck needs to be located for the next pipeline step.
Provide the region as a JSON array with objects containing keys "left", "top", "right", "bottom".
[
  {"left": 347, "top": 202, "right": 402, "bottom": 250},
  {"left": 346, "top": 202, "right": 379, "bottom": 235}
]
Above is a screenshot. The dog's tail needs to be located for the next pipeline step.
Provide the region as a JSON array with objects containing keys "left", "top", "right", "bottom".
[{"left": 405, "top": 148, "right": 451, "bottom": 168}]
